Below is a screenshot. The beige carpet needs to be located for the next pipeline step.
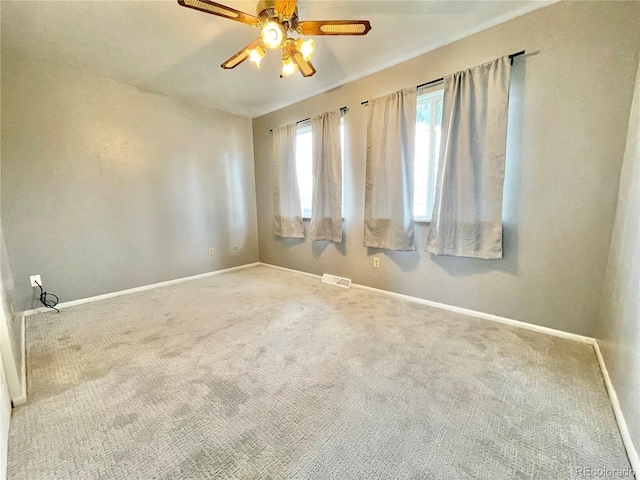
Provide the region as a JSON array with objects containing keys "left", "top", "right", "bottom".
[{"left": 8, "top": 265, "right": 633, "bottom": 479}]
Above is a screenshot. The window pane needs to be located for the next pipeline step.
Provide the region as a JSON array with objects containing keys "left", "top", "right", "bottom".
[
  {"left": 414, "top": 101, "right": 431, "bottom": 219},
  {"left": 414, "top": 90, "right": 444, "bottom": 221},
  {"left": 296, "top": 124, "right": 312, "bottom": 218},
  {"left": 340, "top": 121, "right": 344, "bottom": 217}
]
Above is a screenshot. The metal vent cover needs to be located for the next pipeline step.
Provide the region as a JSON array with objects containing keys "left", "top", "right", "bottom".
[{"left": 321, "top": 274, "right": 352, "bottom": 289}]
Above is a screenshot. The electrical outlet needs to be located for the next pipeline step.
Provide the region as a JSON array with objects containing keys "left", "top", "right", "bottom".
[
  {"left": 30, "top": 275, "right": 42, "bottom": 287},
  {"left": 209, "top": 247, "right": 215, "bottom": 256},
  {"left": 373, "top": 257, "right": 380, "bottom": 268}
]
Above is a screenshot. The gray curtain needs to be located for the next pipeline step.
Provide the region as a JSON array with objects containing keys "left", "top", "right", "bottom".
[
  {"left": 364, "top": 87, "right": 418, "bottom": 250},
  {"left": 426, "top": 56, "right": 511, "bottom": 259},
  {"left": 273, "top": 123, "right": 304, "bottom": 238},
  {"left": 310, "top": 110, "right": 343, "bottom": 242}
]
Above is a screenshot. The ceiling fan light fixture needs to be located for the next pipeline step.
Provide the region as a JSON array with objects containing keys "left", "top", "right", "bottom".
[
  {"left": 261, "top": 21, "right": 285, "bottom": 49},
  {"left": 177, "top": 0, "right": 371, "bottom": 79},
  {"left": 247, "top": 45, "right": 266, "bottom": 68},
  {"left": 281, "top": 55, "right": 298, "bottom": 77},
  {"left": 296, "top": 38, "right": 315, "bottom": 61}
]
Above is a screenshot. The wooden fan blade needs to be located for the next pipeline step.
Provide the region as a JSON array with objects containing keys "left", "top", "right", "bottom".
[
  {"left": 291, "top": 51, "right": 316, "bottom": 77},
  {"left": 177, "top": 0, "right": 259, "bottom": 27},
  {"left": 298, "top": 20, "right": 371, "bottom": 35},
  {"left": 221, "top": 38, "right": 262, "bottom": 69},
  {"left": 275, "top": 0, "right": 297, "bottom": 19}
]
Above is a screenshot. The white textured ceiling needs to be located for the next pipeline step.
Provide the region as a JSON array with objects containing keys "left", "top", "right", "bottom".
[{"left": 1, "top": 0, "right": 553, "bottom": 117}]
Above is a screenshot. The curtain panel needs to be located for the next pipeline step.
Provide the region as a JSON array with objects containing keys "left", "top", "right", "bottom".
[
  {"left": 272, "top": 123, "right": 304, "bottom": 238},
  {"left": 426, "top": 56, "right": 512, "bottom": 259},
  {"left": 364, "top": 87, "right": 418, "bottom": 251},
  {"left": 310, "top": 110, "right": 343, "bottom": 242}
]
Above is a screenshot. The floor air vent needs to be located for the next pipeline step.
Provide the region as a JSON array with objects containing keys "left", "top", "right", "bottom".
[{"left": 321, "top": 274, "right": 352, "bottom": 289}]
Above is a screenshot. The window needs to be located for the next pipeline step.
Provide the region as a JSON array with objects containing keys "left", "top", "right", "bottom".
[
  {"left": 414, "top": 89, "right": 444, "bottom": 221},
  {"left": 296, "top": 122, "right": 313, "bottom": 218},
  {"left": 296, "top": 118, "right": 344, "bottom": 218}
]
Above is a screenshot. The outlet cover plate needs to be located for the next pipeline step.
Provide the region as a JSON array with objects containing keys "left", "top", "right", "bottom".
[{"left": 30, "top": 275, "right": 42, "bottom": 287}]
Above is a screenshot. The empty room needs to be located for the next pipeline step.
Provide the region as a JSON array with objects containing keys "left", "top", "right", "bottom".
[{"left": 0, "top": 0, "right": 638, "bottom": 478}]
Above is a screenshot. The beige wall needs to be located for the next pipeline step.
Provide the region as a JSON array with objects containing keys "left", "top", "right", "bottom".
[
  {"left": 1, "top": 60, "right": 259, "bottom": 312},
  {"left": 598, "top": 57, "right": 640, "bottom": 458},
  {"left": 252, "top": 1, "right": 640, "bottom": 337}
]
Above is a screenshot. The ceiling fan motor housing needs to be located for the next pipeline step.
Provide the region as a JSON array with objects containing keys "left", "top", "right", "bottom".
[{"left": 256, "top": 0, "right": 298, "bottom": 29}]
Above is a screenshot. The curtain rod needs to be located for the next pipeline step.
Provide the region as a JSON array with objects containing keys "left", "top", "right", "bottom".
[
  {"left": 269, "top": 106, "right": 348, "bottom": 132},
  {"left": 360, "top": 50, "right": 525, "bottom": 106}
]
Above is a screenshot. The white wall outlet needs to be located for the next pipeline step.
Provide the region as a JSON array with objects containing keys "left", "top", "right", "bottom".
[
  {"left": 208, "top": 247, "right": 215, "bottom": 256},
  {"left": 30, "top": 275, "right": 42, "bottom": 288},
  {"left": 373, "top": 257, "right": 380, "bottom": 268}
]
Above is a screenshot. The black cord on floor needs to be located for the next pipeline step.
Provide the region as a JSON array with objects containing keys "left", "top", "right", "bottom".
[{"left": 35, "top": 281, "right": 60, "bottom": 313}]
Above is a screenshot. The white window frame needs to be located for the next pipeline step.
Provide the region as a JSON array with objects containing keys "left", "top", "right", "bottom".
[
  {"left": 414, "top": 88, "right": 444, "bottom": 223},
  {"left": 296, "top": 117, "right": 345, "bottom": 220}
]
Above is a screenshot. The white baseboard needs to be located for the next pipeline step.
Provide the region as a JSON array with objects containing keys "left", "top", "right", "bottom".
[
  {"left": 258, "top": 262, "right": 593, "bottom": 344},
  {"left": 352, "top": 282, "right": 595, "bottom": 344},
  {"left": 11, "top": 315, "right": 27, "bottom": 407},
  {"left": 258, "top": 263, "right": 322, "bottom": 281},
  {"left": 22, "top": 263, "right": 260, "bottom": 317},
  {"left": 258, "top": 261, "right": 638, "bottom": 471},
  {"left": 592, "top": 341, "right": 639, "bottom": 474},
  {"left": 0, "top": 358, "right": 10, "bottom": 480}
]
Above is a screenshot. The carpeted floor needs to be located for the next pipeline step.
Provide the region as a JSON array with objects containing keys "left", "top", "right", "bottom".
[{"left": 8, "top": 265, "right": 633, "bottom": 479}]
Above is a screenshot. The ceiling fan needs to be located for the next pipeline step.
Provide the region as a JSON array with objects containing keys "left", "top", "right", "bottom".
[{"left": 177, "top": 0, "right": 372, "bottom": 78}]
